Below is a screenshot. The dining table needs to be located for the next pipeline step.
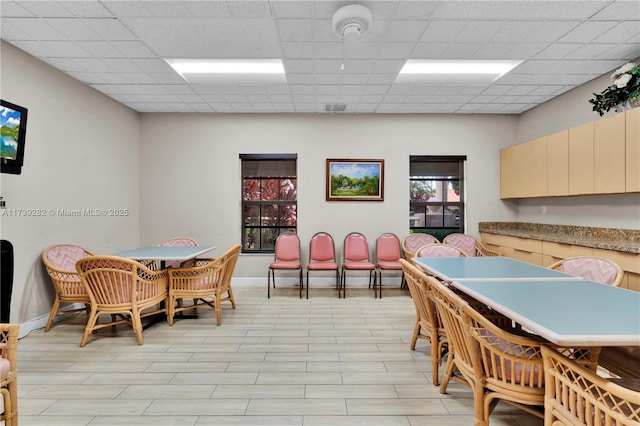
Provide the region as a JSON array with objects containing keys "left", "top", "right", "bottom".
[
  {"left": 412, "top": 256, "right": 640, "bottom": 347},
  {"left": 113, "top": 244, "right": 217, "bottom": 327}
]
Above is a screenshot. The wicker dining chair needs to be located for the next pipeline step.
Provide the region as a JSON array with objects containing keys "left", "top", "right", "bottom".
[
  {"left": 160, "top": 237, "right": 199, "bottom": 268},
  {"left": 542, "top": 345, "right": 640, "bottom": 426},
  {"left": 442, "top": 233, "right": 501, "bottom": 257},
  {"left": 76, "top": 256, "right": 169, "bottom": 347},
  {"left": 0, "top": 323, "right": 19, "bottom": 426},
  {"left": 42, "top": 244, "right": 95, "bottom": 331},
  {"left": 167, "top": 256, "right": 226, "bottom": 326},
  {"left": 217, "top": 244, "right": 241, "bottom": 312},
  {"left": 428, "top": 274, "right": 546, "bottom": 424},
  {"left": 400, "top": 259, "right": 448, "bottom": 386},
  {"left": 548, "top": 256, "right": 624, "bottom": 287},
  {"left": 415, "top": 243, "right": 468, "bottom": 258},
  {"left": 402, "top": 233, "right": 440, "bottom": 260}
]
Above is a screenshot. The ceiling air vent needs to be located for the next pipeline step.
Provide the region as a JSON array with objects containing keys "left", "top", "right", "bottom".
[{"left": 326, "top": 104, "right": 347, "bottom": 112}]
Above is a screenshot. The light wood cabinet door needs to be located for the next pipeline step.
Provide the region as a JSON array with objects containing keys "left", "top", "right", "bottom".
[
  {"left": 529, "top": 137, "right": 547, "bottom": 197},
  {"left": 500, "top": 143, "right": 530, "bottom": 199},
  {"left": 569, "top": 121, "right": 594, "bottom": 195},
  {"left": 594, "top": 112, "right": 626, "bottom": 193},
  {"left": 626, "top": 107, "right": 640, "bottom": 192},
  {"left": 547, "top": 130, "right": 569, "bottom": 196}
]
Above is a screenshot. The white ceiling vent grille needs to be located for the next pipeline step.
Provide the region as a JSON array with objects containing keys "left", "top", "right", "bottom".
[
  {"left": 326, "top": 104, "right": 347, "bottom": 112},
  {"left": 332, "top": 4, "right": 372, "bottom": 39}
]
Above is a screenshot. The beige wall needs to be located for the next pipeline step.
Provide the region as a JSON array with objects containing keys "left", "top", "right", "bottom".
[
  {"left": 139, "top": 113, "right": 519, "bottom": 277},
  {"left": 0, "top": 42, "right": 141, "bottom": 323}
]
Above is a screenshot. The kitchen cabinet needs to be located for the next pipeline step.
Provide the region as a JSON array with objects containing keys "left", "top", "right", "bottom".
[
  {"left": 568, "top": 121, "right": 594, "bottom": 195},
  {"left": 594, "top": 112, "right": 626, "bottom": 193},
  {"left": 546, "top": 130, "right": 569, "bottom": 196},
  {"left": 529, "top": 137, "right": 548, "bottom": 197},
  {"left": 481, "top": 233, "right": 543, "bottom": 265},
  {"left": 627, "top": 107, "right": 640, "bottom": 192}
]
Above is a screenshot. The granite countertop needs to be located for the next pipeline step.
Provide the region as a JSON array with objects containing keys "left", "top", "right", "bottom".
[{"left": 478, "top": 222, "right": 640, "bottom": 255}]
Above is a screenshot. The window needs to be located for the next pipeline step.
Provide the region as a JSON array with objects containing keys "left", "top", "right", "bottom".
[
  {"left": 241, "top": 154, "right": 297, "bottom": 253},
  {"left": 409, "top": 156, "right": 466, "bottom": 241}
]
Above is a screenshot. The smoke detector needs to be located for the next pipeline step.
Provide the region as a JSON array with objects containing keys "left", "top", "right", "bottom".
[{"left": 332, "top": 4, "right": 372, "bottom": 39}]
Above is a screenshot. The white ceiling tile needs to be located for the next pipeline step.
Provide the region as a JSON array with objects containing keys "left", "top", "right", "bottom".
[
  {"left": 40, "top": 57, "right": 86, "bottom": 72},
  {"left": 595, "top": 44, "right": 640, "bottom": 60},
  {"left": 78, "top": 41, "right": 126, "bottom": 58},
  {"left": 4, "top": 17, "right": 65, "bottom": 39},
  {"left": 342, "top": 59, "right": 376, "bottom": 73},
  {"left": 284, "top": 59, "right": 314, "bottom": 73},
  {"left": 368, "top": 74, "right": 396, "bottom": 84},
  {"left": 525, "top": 21, "right": 580, "bottom": 43},
  {"left": 148, "top": 73, "right": 185, "bottom": 84},
  {"left": 278, "top": 19, "right": 313, "bottom": 42},
  {"left": 505, "top": 85, "right": 537, "bottom": 96},
  {"left": 592, "top": 21, "right": 640, "bottom": 43},
  {"left": 344, "top": 42, "right": 382, "bottom": 59},
  {"left": 177, "top": 94, "right": 203, "bottom": 103},
  {"left": 60, "top": 1, "right": 114, "bottom": 18},
  {"left": 44, "top": 17, "right": 103, "bottom": 40},
  {"left": 314, "top": 42, "right": 342, "bottom": 59},
  {"left": 111, "top": 41, "right": 156, "bottom": 57},
  {"left": 341, "top": 74, "right": 371, "bottom": 84},
  {"left": 411, "top": 42, "right": 449, "bottom": 58},
  {"left": 121, "top": 73, "right": 160, "bottom": 84},
  {"left": 534, "top": 43, "right": 583, "bottom": 60},
  {"left": 313, "top": 19, "right": 340, "bottom": 42},
  {"left": 132, "top": 58, "right": 174, "bottom": 73},
  {"left": 456, "top": 21, "right": 505, "bottom": 43},
  {"left": 41, "top": 40, "right": 93, "bottom": 57},
  {"left": 66, "top": 71, "right": 107, "bottom": 84},
  {"left": 490, "top": 21, "right": 543, "bottom": 43},
  {"left": 422, "top": 20, "right": 466, "bottom": 43},
  {"left": 372, "top": 60, "right": 404, "bottom": 74},
  {"left": 559, "top": 21, "right": 618, "bottom": 43},
  {"left": 183, "top": 1, "right": 232, "bottom": 18},
  {"left": 590, "top": 1, "right": 640, "bottom": 20},
  {"left": 271, "top": 1, "right": 313, "bottom": 18},
  {"left": 16, "top": 1, "right": 75, "bottom": 17},
  {"left": 360, "top": 94, "right": 385, "bottom": 103},
  {"left": 286, "top": 74, "right": 314, "bottom": 84},
  {"left": 84, "top": 18, "right": 137, "bottom": 41},
  {"left": 442, "top": 43, "right": 486, "bottom": 59},
  {"left": 282, "top": 42, "right": 314, "bottom": 58},
  {"left": 248, "top": 94, "right": 272, "bottom": 102},
  {"left": 92, "top": 72, "right": 134, "bottom": 84},
  {"left": 385, "top": 20, "right": 429, "bottom": 42},
  {"left": 0, "top": 1, "right": 34, "bottom": 17},
  {"left": 314, "top": 74, "right": 342, "bottom": 84},
  {"left": 227, "top": 1, "right": 272, "bottom": 18},
  {"left": 101, "top": 1, "right": 153, "bottom": 18},
  {"left": 564, "top": 44, "right": 619, "bottom": 60},
  {"left": 102, "top": 58, "right": 142, "bottom": 72},
  {"left": 393, "top": 1, "right": 441, "bottom": 19},
  {"left": 379, "top": 43, "right": 414, "bottom": 59},
  {"left": 315, "top": 85, "right": 339, "bottom": 95},
  {"left": 473, "top": 43, "right": 517, "bottom": 59},
  {"left": 314, "top": 59, "right": 342, "bottom": 73},
  {"left": 142, "top": 1, "right": 192, "bottom": 17},
  {"left": 433, "top": 1, "right": 606, "bottom": 20},
  {"left": 71, "top": 58, "right": 111, "bottom": 72}
]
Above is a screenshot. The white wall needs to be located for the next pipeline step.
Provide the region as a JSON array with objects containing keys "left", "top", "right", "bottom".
[
  {"left": 0, "top": 42, "right": 141, "bottom": 323},
  {"left": 139, "top": 113, "right": 519, "bottom": 277},
  {"left": 516, "top": 67, "right": 640, "bottom": 229}
]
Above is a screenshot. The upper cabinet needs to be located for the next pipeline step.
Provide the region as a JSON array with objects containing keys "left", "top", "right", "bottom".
[
  {"left": 547, "top": 130, "right": 569, "bottom": 196},
  {"left": 627, "top": 107, "right": 640, "bottom": 192},
  {"left": 501, "top": 107, "right": 639, "bottom": 199}
]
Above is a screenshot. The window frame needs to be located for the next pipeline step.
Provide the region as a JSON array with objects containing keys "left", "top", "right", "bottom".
[
  {"left": 409, "top": 155, "right": 466, "bottom": 241},
  {"left": 240, "top": 154, "right": 297, "bottom": 254}
]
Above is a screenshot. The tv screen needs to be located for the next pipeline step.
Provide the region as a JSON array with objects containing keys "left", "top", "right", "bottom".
[{"left": 1, "top": 99, "right": 28, "bottom": 175}]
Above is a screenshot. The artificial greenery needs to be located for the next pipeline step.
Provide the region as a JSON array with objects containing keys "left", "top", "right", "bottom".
[{"left": 589, "top": 62, "right": 640, "bottom": 116}]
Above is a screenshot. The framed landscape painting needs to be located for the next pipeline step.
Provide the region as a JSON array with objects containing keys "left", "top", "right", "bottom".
[{"left": 326, "top": 159, "right": 384, "bottom": 201}]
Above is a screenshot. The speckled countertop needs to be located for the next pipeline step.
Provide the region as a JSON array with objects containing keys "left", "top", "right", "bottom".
[{"left": 478, "top": 222, "right": 640, "bottom": 255}]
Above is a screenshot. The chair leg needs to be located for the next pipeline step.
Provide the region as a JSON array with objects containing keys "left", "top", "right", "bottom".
[
  {"left": 45, "top": 296, "right": 61, "bottom": 331},
  {"left": 131, "top": 310, "right": 144, "bottom": 346},
  {"left": 80, "top": 307, "right": 99, "bottom": 347},
  {"left": 410, "top": 321, "right": 420, "bottom": 350},
  {"left": 299, "top": 269, "right": 303, "bottom": 299},
  {"left": 430, "top": 331, "right": 440, "bottom": 386},
  {"left": 227, "top": 287, "right": 236, "bottom": 309},
  {"left": 440, "top": 352, "right": 456, "bottom": 393},
  {"left": 267, "top": 269, "right": 271, "bottom": 298},
  {"left": 215, "top": 292, "right": 222, "bottom": 326}
]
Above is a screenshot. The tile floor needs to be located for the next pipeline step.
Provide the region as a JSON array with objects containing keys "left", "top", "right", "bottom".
[{"left": 15, "top": 283, "right": 543, "bottom": 425}]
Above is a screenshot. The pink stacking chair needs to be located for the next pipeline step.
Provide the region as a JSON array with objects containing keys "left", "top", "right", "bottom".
[
  {"left": 375, "top": 233, "right": 404, "bottom": 298},
  {"left": 306, "top": 232, "right": 339, "bottom": 299},
  {"left": 42, "top": 244, "right": 95, "bottom": 331},
  {"left": 442, "top": 233, "right": 500, "bottom": 257},
  {"left": 548, "top": 256, "right": 623, "bottom": 287},
  {"left": 340, "top": 232, "right": 375, "bottom": 298},
  {"left": 268, "top": 232, "right": 303, "bottom": 298}
]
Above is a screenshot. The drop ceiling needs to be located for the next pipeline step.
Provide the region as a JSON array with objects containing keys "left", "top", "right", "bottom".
[{"left": 2, "top": 0, "right": 639, "bottom": 114}]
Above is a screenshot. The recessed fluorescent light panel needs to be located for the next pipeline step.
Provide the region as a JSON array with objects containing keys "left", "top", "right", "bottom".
[
  {"left": 166, "top": 59, "right": 286, "bottom": 83},
  {"left": 395, "top": 60, "right": 522, "bottom": 84}
]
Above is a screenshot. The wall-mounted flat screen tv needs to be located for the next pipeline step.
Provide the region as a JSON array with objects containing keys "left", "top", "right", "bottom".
[{"left": 1, "top": 99, "right": 28, "bottom": 175}]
